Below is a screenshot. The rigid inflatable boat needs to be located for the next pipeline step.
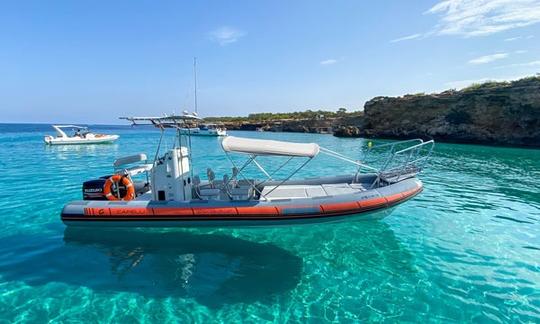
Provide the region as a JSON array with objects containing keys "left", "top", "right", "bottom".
[
  {"left": 44, "top": 125, "right": 119, "bottom": 145},
  {"left": 61, "top": 114, "right": 434, "bottom": 227}
]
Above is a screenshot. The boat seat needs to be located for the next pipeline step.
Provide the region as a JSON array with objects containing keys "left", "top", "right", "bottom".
[
  {"left": 124, "top": 164, "right": 153, "bottom": 177},
  {"left": 193, "top": 175, "right": 219, "bottom": 200},
  {"left": 222, "top": 174, "right": 254, "bottom": 200}
]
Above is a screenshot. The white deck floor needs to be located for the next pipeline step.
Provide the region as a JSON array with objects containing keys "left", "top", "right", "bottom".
[{"left": 260, "top": 183, "right": 366, "bottom": 200}]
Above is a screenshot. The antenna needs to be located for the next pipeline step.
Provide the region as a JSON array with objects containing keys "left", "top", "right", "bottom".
[{"left": 193, "top": 57, "right": 198, "bottom": 114}]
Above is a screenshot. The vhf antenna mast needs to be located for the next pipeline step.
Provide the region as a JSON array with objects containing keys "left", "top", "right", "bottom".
[{"left": 193, "top": 57, "right": 198, "bottom": 114}]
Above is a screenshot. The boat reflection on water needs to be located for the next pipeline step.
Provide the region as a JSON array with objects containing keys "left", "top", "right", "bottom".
[
  {"left": 0, "top": 229, "right": 302, "bottom": 308},
  {"left": 62, "top": 228, "right": 302, "bottom": 306},
  {"left": 44, "top": 142, "right": 120, "bottom": 161}
]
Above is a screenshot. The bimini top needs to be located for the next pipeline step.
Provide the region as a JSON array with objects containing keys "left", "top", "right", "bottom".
[
  {"left": 221, "top": 136, "right": 320, "bottom": 157},
  {"left": 53, "top": 125, "right": 88, "bottom": 129},
  {"left": 51, "top": 125, "right": 88, "bottom": 137}
]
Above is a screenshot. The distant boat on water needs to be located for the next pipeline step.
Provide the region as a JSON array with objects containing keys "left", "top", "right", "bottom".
[
  {"left": 44, "top": 125, "right": 119, "bottom": 145},
  {"left": 180, "top": 123, "right": 227, "bottom": 136},
  {"left": 178, "top": 58, "right": 227, "bottom": 137}
]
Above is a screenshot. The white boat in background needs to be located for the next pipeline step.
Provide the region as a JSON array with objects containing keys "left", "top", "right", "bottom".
[
  {"left": 180, "top": 123, "right": 227, "bottom": 136},
  {"left": 177, "top": 59, "right": 228, "bottom": 137},
  {"left": 44, "top": 125, "right": 119, "bottom": 145}
]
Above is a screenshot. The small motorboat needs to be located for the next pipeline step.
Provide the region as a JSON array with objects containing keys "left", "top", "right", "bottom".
[
  {"left": 44, "top": 125, "right": 119, "bottom": 145},
  {"left": 180, "top": 123, "right": 227, "bottom": 136},
  {"left": 61, "top": 114, "right": 434, "bottom": 227}
]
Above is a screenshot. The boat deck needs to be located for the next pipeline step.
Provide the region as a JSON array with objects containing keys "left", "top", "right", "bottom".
[
  {"left": 135, "top": 182, "right": 370, "bottom": 202},
  {"left": 260, "top": 183, "right": 368, "bottom": 200}
]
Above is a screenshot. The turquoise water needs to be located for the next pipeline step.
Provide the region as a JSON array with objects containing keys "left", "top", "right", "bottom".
[{"left": 0, "top": 124, "right": 539, "bottom": 322}]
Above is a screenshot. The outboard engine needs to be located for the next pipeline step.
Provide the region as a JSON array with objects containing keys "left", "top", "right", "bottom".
[
  {"left": 82, "top": 176, "right": 109, "bottom": 200},
  {"left": 82, "top": 176, "right": 149, "bottom": 200}
]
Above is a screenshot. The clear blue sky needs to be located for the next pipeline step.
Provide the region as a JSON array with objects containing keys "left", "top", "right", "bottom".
[{"left": 1, "top": 0, "right": 540, "bottom": 124}]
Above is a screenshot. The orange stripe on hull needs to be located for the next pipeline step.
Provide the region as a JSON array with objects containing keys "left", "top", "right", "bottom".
[
  {"left": 358, "top": 197, "right": 387, "bottom": 209},
  {"left": 153, "top": 207, "right": 194, "bottom": 216},
  {"left": 192, "top": 207, "right": 238, "bottom": 216},
  {"left": 385, "top": 193, "right": 404, "bottom": 205},
  {"left": 320, "top": 201, "right": 360, "bottom": 213},
  {"left": 236, "top": 206, "right": 280, "bottom": 215},
  {"left": 109, "top": 207, "right": 153, "bottom": 216}
]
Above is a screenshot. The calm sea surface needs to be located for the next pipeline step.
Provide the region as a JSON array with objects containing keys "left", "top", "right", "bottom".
[{"left": 0, "top": 123, "right": 539, "bottom": 322}]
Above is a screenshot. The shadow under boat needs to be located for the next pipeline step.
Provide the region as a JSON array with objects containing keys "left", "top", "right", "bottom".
[{"left": 0, "top": 228, "right": 303, "bottom": 308}]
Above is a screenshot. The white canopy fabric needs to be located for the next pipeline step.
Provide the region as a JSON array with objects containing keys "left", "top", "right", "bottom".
[
  {"left": 221, "top": 136, "right": 320, "bottom": 157},
  {"left": 54, "top": 125, "right": 87, "bottom": 129},
  {"left": 114, "top": 154, "right": 148, "bottom": 167}
]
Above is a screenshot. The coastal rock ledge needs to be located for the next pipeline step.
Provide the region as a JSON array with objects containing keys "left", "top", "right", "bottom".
[{"left": 335, "top": 76, "right": 540, "bottom": 147}]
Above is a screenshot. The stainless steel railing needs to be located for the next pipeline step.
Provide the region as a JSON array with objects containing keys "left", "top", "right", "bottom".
[{"left": 362, "top": 139, "right": 435, "bottom": 185}]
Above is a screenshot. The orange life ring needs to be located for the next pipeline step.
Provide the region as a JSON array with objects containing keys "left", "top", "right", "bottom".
[{"left": 103, "top": 174, "right": 135, "bottom": 201}]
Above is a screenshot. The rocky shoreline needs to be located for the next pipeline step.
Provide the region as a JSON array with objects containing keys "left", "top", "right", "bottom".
[
  {"left": 219, "top": 117, "right": 345, "bottom": 134},
  {"left": 209, "top": 76, "right": 540, "bottom": 147},
  {"left": 334, "top": 76, "right": 540, "bottom": 147}
]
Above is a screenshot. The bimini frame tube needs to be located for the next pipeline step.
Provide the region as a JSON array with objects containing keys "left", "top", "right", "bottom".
[
  {"left": 223, "top": 153, "right": 266, "bottom": 199},
  {"left": 223, "top": 151, "right": 314, "bottom": 201},
  {"left": 319, "top": 147, "right": 378, "bottom": 172},
  {"left": 220, "top": 136, "right": 388, "bottom": 201},
  {"left": 258, "top": 157, "right": 313, "bottom": 199}
]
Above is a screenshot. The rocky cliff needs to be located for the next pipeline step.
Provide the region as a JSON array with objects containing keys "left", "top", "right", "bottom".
[{"left": 334, "top": 76, "right": 540, "bottom": 147}]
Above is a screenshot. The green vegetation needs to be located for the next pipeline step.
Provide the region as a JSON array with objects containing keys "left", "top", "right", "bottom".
[
  {"left": 461, "top": 81, "right": 510, "bottom": 92},
  {"left": 204, "top": 108, "right": 362, "bottom": 122},
  {"left": 461, "top": 75, "right": 540, "bottom": 92}
]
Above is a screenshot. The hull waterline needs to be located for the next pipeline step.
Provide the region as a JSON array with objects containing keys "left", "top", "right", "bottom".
[{"left": 45, "top": 135, "right": 119, "bottom": 145}]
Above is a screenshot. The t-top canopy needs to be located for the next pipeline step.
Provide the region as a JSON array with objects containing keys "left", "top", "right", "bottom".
[
  {"left": 221, "top": 136, "right": 320, "bottom": 157},
  {"left": 119, "top": 113, "right": 202, "bottom": 127}
]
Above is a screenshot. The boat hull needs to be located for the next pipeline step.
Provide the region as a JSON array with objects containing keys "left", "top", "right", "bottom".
[
  {"left": 179, "top": 129, "right": 227, "bottom": 136},
  {"left": 62, "top": 178, "right": 422, "bottom": 227},
  {"left": 44, "top": 135, "right": 119, "bottom": 145}
]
